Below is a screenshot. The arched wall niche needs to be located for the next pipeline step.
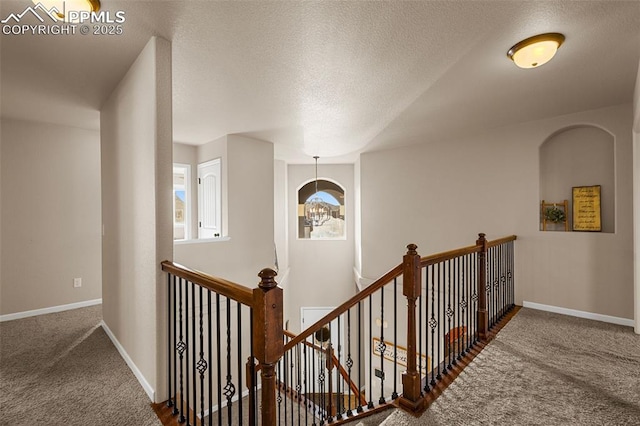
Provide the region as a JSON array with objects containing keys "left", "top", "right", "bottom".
[{"left": 539, "top": 125, "right": 615, "bottom": 233}]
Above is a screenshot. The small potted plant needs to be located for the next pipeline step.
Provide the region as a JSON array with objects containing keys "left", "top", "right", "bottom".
[{"left": 544, "top": 204, "right": 566, "bottom": 223}]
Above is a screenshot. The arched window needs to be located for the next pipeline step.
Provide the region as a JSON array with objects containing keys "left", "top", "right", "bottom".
[{"left": 297, "top": 179, "right": 345, "bottom": 239}]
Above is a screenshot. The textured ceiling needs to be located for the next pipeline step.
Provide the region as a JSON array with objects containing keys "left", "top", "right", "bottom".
[{"left": 1, "top": 1, "right": 639, "bottom": 163}]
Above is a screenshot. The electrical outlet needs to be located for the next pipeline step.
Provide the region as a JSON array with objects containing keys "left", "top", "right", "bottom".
[{"left": 73, "top": 278, "right": 82, "bottom": 288}]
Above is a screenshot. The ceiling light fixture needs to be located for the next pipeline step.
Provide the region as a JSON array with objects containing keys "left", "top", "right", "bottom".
[
  {"left": 507, "top": 33, "right": 565, "bottom": 69},
  {"left": 33, "top": 0, "right": 101, "bottom": 20}
]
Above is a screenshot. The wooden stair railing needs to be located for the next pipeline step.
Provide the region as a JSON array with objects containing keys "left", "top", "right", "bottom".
[{"left": 157, "top": 232, "right": 517, "bottom": 425}]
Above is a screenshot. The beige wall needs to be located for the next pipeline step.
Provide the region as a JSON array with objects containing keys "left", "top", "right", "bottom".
[
  {"left": 285, "top": 164, "right": 356, "bottom": 333},
  {"left": 0, "top": 118, "right": 102, "bottom": 315},
  {"left": 174, "top": 135, "right": 274, "bottom": 287},
  {"left": 360, "top": 103, "right": 634, "bottom": 321},
  {"left": 100, "top": 37, "right": 173, "bottom": 401}
]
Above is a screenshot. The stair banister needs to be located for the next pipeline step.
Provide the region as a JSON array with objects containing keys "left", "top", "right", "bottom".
[
  {"left": 252, "top": 267, "right": 283, "bottom": 426},
  {"left": 399, "top": 243, "right": 423, "bottom": 410},
  {"left": 476, "top": 233, "right": 489, "bottom": 341}
]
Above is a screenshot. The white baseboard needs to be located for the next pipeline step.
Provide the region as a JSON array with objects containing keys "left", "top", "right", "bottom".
[
  {"left": 522, "top": 301, "right": 634, "bottom": 327},
  {"left": 100, "top": 320, "right": 155, "bottom": 402},
  {"left": 0, "top": 299, "right": 103, "bottom": 322}
]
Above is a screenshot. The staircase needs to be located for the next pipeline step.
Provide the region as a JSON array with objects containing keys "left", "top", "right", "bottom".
[{"left": 157, "top": 233, "right": 517, "bottom": 425}]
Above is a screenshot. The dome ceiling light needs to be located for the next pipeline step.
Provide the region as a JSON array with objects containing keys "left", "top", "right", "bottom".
[
  {"left": 507, "top": 33, "right": 565, "bottom": 69},
  {"left": 32, "top": 0, "right": 100, "bottom": 20}
]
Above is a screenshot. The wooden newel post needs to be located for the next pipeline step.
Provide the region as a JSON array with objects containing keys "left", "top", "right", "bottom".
[
  {"left": 476, "top": 233, "right": 489, "bottom": 341},
  {"left": 252, "top": 268, "right": 283, "bottom": 426},
  {"left": 399, "top": 243, "right": 423, "bottom": 411}
]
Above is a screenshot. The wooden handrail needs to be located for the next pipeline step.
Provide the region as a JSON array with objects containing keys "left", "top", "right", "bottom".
[
  {"left": 419, "top": 235, "right": 517, "bottom": 266},
  {"left": 487, "top": 234, "right": 517, "bottom": 248},
  {"left": 161, "top": 260, "right": 253, "bottom": 306},
  {"left": 420, "top": 244, "right": 480, "bottom": 266},
  {"left": 283, "top": 234, "right": 516, "bottom": 354},
  {"left": 283, "top": 264, "right": 403, "bottom": 353}
]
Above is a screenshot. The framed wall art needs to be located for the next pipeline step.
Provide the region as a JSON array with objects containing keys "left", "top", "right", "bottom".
[{"left": 572, "top": 185, "right": 601, "bottom": 232}]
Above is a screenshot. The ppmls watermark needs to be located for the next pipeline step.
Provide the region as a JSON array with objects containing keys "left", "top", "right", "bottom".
[{"left": 1, "top": 2, "right": 125, "bottom": 36}]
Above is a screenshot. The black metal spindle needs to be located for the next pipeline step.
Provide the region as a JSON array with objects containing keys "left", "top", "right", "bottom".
[
  {"left": 208, "top": 291, "right": 212, "bottom": 426},
  {"left": 424, "top": 266, "right": 431, "bottom": 393},
  {"left": 167, "top": 274, "right": 173, "bottom": 409},
  {"left": 436, "top": 262, "right": 442, "bottom": 381},
  {"left": 455, "top": 257, "right": 460, "bottom": 363},
  {"left": 283, "top": 344, "right": 288, "bottom": 425},
  {"left": 393, "top": 278, "right": 398, "bottom": 399},
  {"left": 180, "top": 278, "right": 187, "bottom": 423},
  {"left": 237, "top": 302, "right": 243, "bottom": 426},
  {"left": 303, "top": 343, "right": 309, "bottom": 425},
  {"left": 191, "top": 281, "right": 196, "bottom": 426},
  {"left": 327, "top": 322, "right": 333, "bottom": 424},
  {"left": 172, "top": 275, "right": 179, "bottom": 415},
  {"left": 452, "top": 257, "right": 458, "bottom": 366},
  {"left": 277, "top": 353, "right": 282, "bottom": 425},
  {"left": 368, "top": 295, "right": 374, "bottom": 409},
  {"left": 418, "top": 274, "right": 423, "bottom": 390},
  {"left": 445, "top": 260, "right": 452, "bottom": 373},
  {"left": 216, "top": 294, "right": 222, "bottom": 425},
  {"left": 357, "top": 301, "right": 363, "bottom": 414},
  {"left": 297, "top": 344, "right": 302, "bottom": 425},
  {"left": 225, "top": 297, "right": 234, "bottom": 424},
  {"left": 336, "top": 316, "right": 343, "bottom": 420},
  {"left": 430, "top": 264, "right": 436, "bottom": 387},
  {"left": 198, "top": 286, "right": 206, "bottom": 425},
  {"left": 378, "top": 288, "right": 385, "bottom": 405},
  {"left": 311, "top": 336, "right": 316, "bottom": 420},
  {"left": 186, "top": 283, "right": 191, "bottom": 426},
  {"left": 346, "top": 308, "right": 353, "bottom": 415},
  {"left": 178, "top": 278, "right": 185, "bottom": 422}
]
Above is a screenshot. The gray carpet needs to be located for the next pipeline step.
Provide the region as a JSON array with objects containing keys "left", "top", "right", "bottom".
[
  {"left": 355, "top": 308, "right": 640, "bottom": 425},
  {"left": 0, "top": 305, "right": 161, "bottom": 426}
]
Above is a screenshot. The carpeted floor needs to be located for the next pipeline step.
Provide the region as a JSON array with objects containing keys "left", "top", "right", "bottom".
[
  {"left": 356, "top": 308, "right": 640, "bottom": 425},
  {"left": 0, "top": 305, "right": 161, "bottom": 426},
  {"left": 2, "top": 306, "right": 638, "bottom": 426}
]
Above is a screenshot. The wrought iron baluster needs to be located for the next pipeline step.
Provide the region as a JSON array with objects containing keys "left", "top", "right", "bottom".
[
  {"left": 190, "top": 282, "right": 196, "bottom": 426},
  {"left": 216, "top": 294, "right": 222, "bottom": 425},
  {"left": 418, "top": 274, "right": 423, "bottom": 390},
  {"left": 424, "top": 266, "right": 430, "bottom": 393},
  {"left": 303, "top": 343, "right": 309, "bottom": 425},
  {"left": 283, "top": 336, "right": 289, "bottom": 426},
  {"left": 177, "top": 278, "right": 186, "bottom": 422},
  {"left": 296, "top": 344, "right": 302, "bottom": 425},
  {"left": 277, "top": 351, "right": 282, "bottom": 425},
  {"left": 472, "top": 252, "right": 478, "bottom": 344},
  {"left": 224, "top": 297, "right": 235, "bottom": 425},
  {"left": 311, "top": 336, "right": 316, "bottom": 421},
  {"left": 378, "top": 286, "right": 386, "bottom": 405},
  {"left": 197, "top": 286, "right": 207, "bottom": 425},
  {"left": 436, "top": 262, "right": 442, "bottom": 381},
  {"left": 357, "top": 301, "right": 363, "bottom": 414},
  {"left": 172, "top": 275, "right": 178, "bottom": 414},
  {"left": 208, "top": 291, "right": 213, "bottom": 426},
  {"left": 336, "top": 316, "right": 343, "bottom": 420},
  {"left": 429, "top": 264, "right": 436, "bottom": 387},
  {"left": 445, "top": 260, "right": 453, "bottom": 373},
  {"left": 455, "top": 257, "right": 461, "bottom": 363},
  {"left": 237, "top": 302, "right": 243, "bottom": 426},
  {"left": 393, "top": 278, "right": 399, "bottom": 399},
  {"left": 367, "top": 295, "right": 374, "bottom": 409},
  {"left": 167, "top": 274, "right": 173, "bottom": 410},
  {"left": 346, "top": 308, "right": 354, "bottom": 415},
  {"left": 452, "top": 257, "right": 458, "bottom": 366}
]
